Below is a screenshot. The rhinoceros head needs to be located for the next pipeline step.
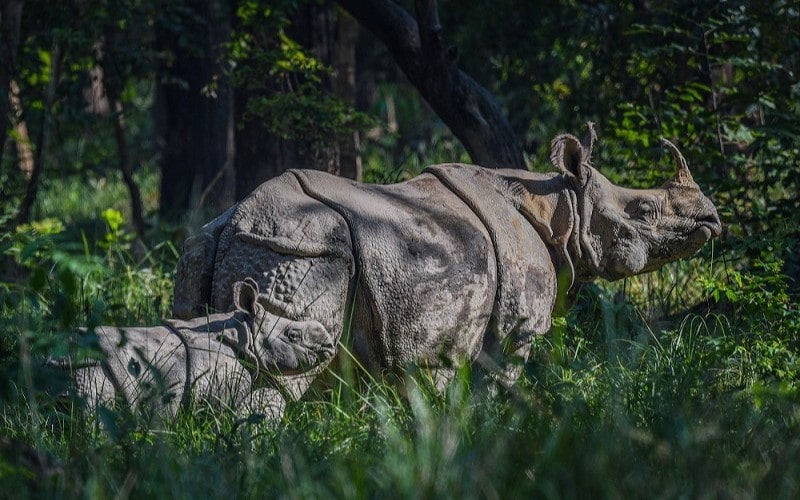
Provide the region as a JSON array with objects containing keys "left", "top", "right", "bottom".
[{"left": 550, "top": 124, "right": 721, "bottom": 282}]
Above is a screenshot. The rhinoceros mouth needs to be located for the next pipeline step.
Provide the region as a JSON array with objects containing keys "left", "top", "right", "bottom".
[
  {"left": 690, "top": 221, "right": 721, "bottom": 242},
  {"left": 699, "top": 221, "right": 722, "bottom": 238},
  {"left": 668, "top": 225, "right": 717, "bottom": 261}
]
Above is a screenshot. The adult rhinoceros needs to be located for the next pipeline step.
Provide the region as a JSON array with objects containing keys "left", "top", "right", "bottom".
[{"left": 171, "top": 125, "right": 721, "bottom": 411}]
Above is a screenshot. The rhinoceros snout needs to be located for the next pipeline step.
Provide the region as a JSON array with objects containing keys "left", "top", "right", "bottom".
[
  {"left": 298, "top": 323, "right": 336, "bottom": 362},
  {"left": 691, "top": 195, "right": 722, "bottom": 238},
  {"left": 697, "top": 211, "right": 722, "bottom": 238}
]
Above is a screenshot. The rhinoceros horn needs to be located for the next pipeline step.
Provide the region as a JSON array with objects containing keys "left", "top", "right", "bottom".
[{"left": 661, "top": 138, "right": 694, "bottom": 185}]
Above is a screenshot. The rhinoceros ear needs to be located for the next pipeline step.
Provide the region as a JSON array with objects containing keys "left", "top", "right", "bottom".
[
  {"left": 232, "top": 278, "right": 260, "bottom": 315},
  {"left": 550, "top": 133, "right": 588, "bottom": 181}
]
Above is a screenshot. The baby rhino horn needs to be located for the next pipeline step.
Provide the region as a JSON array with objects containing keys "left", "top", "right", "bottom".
[{"left": 661, "top": 138, "right": 694, "bottom": 185}]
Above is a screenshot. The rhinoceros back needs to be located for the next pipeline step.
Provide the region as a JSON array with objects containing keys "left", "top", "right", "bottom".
[{"left": 291, "top": 169, "right": 497, "bottom": 370}]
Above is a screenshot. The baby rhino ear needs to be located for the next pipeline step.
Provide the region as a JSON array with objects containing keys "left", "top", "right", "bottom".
[{"left": 232, "top": 278, "right": 260, "bottom": 315}]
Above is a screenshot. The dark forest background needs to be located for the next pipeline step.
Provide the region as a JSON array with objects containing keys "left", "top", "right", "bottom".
[
  {"left": 0, "top": 0, "right": 799, "bottom": 496},
  {"left": 2, "top": 0, "right": 797, "bottom": 240}
]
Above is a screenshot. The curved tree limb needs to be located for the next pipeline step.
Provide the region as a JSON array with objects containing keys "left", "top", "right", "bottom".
[
  {"left": 0, "top": 0, "right": 24, "bottom": 172},
  {"left": 337, "top": 0, "right": 525, "bottom": 169}
]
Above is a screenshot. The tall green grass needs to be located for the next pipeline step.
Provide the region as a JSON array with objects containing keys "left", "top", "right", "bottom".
[{"left": 2, "top": 325, "right": 797, "bottom": 498}]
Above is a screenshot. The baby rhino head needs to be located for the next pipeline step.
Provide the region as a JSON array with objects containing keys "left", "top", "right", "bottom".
[
  {"left": 551, "top": 124, "right": 722, "bottom": 281},
  {"left": 231, "top": 278, "right": 335, "bottom": 374}
]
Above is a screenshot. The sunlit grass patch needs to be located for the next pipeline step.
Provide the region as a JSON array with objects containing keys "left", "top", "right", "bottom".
[{"left": 34, "top": 164, "right": 160, "bottom": 228}]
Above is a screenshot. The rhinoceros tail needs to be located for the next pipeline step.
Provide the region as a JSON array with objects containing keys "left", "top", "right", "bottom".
[
  {"left": 173, "top": 205, "right": 237, "bottom": 319},
  {"left": 173, "top": 232, "right": 217, "bottom": 319}
]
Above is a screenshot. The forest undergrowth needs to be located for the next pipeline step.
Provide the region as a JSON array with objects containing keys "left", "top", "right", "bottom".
[{"left": 0, "top": 158, "right": 798, "bottom": 499}]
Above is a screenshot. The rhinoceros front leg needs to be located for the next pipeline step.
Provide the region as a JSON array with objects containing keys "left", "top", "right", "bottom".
[
  {"left": 476, "top": 342, "right": 534, "bottom": 392},
  {"left": 235, "top": 386, "right": 286, "bottom": 422}
]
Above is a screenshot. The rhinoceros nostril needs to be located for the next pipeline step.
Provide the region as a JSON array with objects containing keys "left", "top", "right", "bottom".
[{"left": 699, "top": 213, "right": 719, "bottom": 224}]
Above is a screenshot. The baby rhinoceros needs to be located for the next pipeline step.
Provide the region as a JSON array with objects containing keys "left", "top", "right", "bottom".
[
  {"left": 165, "top": 125, "right": 721, "bottom": 420},
  {"left": 56, "top": 279, "right": 334, "bottom": 421}
]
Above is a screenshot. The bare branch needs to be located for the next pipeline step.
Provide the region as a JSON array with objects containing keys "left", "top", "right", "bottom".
[
  {"left": 415, "top": 0, "right": 445, "bottom": 66},
  {"left": 337, "top": 0, "right": 525, "bottom": 169}
]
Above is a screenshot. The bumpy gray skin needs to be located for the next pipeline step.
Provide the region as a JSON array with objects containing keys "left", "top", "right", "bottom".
[
  {"left": 62, "top": 279, "right": 334, "bottom": 421},
  {"left": 169, "top": 126, "right": 721, "bottom": 420}
]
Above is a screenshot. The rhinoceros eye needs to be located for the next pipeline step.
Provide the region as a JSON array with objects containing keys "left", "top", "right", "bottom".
[
  {"left": 636, "top": 201, "right": 657, "bottom": 222},
  {"left": 286, "top": 327, "right": 303, "bottom": 343}
]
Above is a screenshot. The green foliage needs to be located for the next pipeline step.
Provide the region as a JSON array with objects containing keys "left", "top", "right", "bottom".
[
  {"left": 230, "top": 1, "right": 372, "bottom": 156},
  {"left": 363, "top": 128, "right": 471, "bottom": 184},
  {"left": 0, "top": 199, "right": 176, "bottom": 362},
  {"left": 0, "top": 0, "right": 158, "bottom": 232},
  {"left": 359, "top": 81, "right": 473, "bottom": 183}
]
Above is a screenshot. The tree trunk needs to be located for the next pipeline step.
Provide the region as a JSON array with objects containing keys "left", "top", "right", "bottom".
[
  {"left": 234, "top": 2, "right": 362, "bottom": 197},
  {"left": 15, "top": 42, "right": 60, "bottom": 225},
  {"left": 337, "top": 0, "right": 525, "bottom": 169},
  {"left": 106, "top": 90, "right": 146, "bottom": 243},
  {"left": 0, "top": 0, "right": 24, "bottom": 172},
  {"left": 332, "top": 9, "right": 362, "bottom": 181},
  {"left": 156, "top": 0, "right": 235, "bottom": 221},
  {"left": 234, "top": 128, "right": 304, "bottom": 200},
  {"left": 98, "top": 26, "right": 146, "bottom": 243},
  {"left": 8, "top": 79, "right": 32, "bottom": 178}
]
